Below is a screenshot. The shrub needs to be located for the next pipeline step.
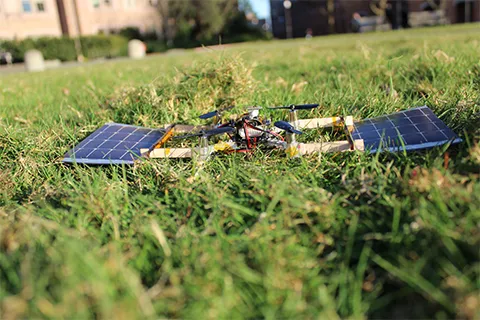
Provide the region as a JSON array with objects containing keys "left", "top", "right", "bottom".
[
  {"left": 145, "top": 40, "right": 168, "bottom": 54},
  {"left": 34, "top": 37, "right": 77, "bottom": 61},
  {"left": 0, "top": 38, "right": 36, "bottom": 63},
  {"left": 118, "top": 27, "right": 142, "bottom": 40},
  {"left": 108, "top": 35, "right": 129, "bottom": 57},
  {"left": 0, "top": 35, "right": 129, "bottom": 63},
  {"left": 80, "top": 35, "right": 128, "bottom": 59},
  {"left": 118, "top": 26, "right": 159, "bottom": 41}
]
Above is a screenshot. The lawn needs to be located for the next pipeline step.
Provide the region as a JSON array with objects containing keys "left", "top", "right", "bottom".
[{"left": 1, "top": 23, "right": 479, "bottom": 319}]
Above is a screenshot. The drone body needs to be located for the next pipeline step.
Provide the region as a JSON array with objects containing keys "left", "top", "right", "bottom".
[{"left": 142, "top": 104, "right": 360, "bottom": 161}]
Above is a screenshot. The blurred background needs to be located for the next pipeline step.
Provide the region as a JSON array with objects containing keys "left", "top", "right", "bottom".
[{"left": 0, "top": 0, "right": 479, "bottom": 65}]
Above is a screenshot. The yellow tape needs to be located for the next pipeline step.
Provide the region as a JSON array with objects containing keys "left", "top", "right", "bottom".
[
  {"left": 332, "top": 116, "right": 342, "bottom": 127},
  {"left": 214, "top": 141, "right": 233, "bottom": 152},
  {"left": 286, "top": 145, "right": 300, "bottom": 157},
  {"left": 154, "top": 126, "right": 175, "bottom": 149}
]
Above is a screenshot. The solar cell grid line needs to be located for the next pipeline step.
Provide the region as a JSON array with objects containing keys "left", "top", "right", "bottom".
[
  {"left": 68, "top": 127, "right": 163, "bottom": 164},
  {"left": 63, "top": 123, "right": 166, "bottom": 165},
  {"left": 389, "top": 110, "right": 427, "bottom": 142},
  {"left": 386, "top": 108, "right": 429, "bottom": 147},
  {"left": 65, "top": 124, "right": 122, "bottom": 164},
  {"left": 398, "top": 107, "right": 442, "bottom": 140},
  {"left": 352, "top": 106, "right": 462, "bottom": 153},
  {"left": 84, "top": 125, "right": 152, "bottom": 160},
  {"left": 83, "top": 125, "right": 122, "bottom": 159}
]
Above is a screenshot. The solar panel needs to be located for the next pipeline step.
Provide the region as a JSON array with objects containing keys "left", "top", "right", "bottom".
[
  {"left": 351, "top": 106, "right": 462, "bottom": 153},
  {"left": 63, "top": 123, "right": 166, "bottom": 164}
]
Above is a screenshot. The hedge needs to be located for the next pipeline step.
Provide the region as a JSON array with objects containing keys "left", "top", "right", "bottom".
[{"left": 0, "top": 35, "right": 129, "bottom": 63}]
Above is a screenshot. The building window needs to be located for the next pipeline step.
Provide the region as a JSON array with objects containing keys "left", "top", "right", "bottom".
[
  {"left": 92, "top": 0, "right": 100, "bottom": 8},
  {"left": 36, "top": 1, "right": 45, "bottom": 12},
  {"left": 22, "top": 0, "right": 32, "bottom": 12}
]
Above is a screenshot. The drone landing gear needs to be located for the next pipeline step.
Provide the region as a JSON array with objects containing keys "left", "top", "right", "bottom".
[
  {"left": 141, "top": 143, "right": 215, "bottom": 160},
  {"left": 294, "top": 116, "right": 354, "bottom": 130},
  {"left": 142, "top": 126, "right": 235, "bottom": 160},
  {"left": 297, "top": 140, "right": 365, "bottom": 155},
  {"left": 285, "top": 115, "right": 363, "bottom": 156},
  {"left": 143, "top": 147, "right": 193, "bottom": 159},
  {"left": 161, "top": 124, "right": 211, "bottom": 133}
]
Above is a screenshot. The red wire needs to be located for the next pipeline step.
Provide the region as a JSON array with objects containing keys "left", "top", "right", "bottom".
[
  {"left": 244, "top": 122, "right": 252, "bottom": 149},
  {"left": 269, "top": 130, "right": 284, "bottom": 141},
  {"left": 244, "top": 120, "right": 285, "bottom": 144}
]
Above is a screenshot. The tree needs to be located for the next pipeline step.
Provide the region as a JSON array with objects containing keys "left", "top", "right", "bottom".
[
  {"left": 238, "top": 0, "right": 254, "bottom": 15},
  {"left": 191, "top": 0, "right": 238, "bottom": 40},
  {"left": 156, "top": 0, "right": 239, "bottom": 45}
]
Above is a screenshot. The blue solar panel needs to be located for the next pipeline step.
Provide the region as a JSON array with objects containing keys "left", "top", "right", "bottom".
[
  {"left": 351, "top": 106, "right": 462, "bottom": 153},
  {"left": 63, "top": 123, "right": 166, "bottom": 164}
]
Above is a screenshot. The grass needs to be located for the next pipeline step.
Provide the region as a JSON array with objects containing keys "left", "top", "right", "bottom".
[{"left": 1, "top": 23, "right": 479, "bottom": 319}]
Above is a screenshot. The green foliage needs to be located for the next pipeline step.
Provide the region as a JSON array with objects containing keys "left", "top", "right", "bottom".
[
  {"left": 80, "top": 35, "right": 128, "bottom": 59},
  {"left": 166, "top": 0, "right": 237, "bottom": 41},
  {"left": 33, "top": 37, "right": 78, "bottom": 61},
  {"left": 145, "top": 40, "right": 168, "bottom": 54},
  {"left": 222, "top": 11, "right": 270, "bottom": 43},
  {"left": 0, "top": 37, "right": 78, "bottom": 62},
  {"left": 118, "top": 26, "right": 143, "bottom": 40},
  {"left": 238, "top": 0, "right": 254, "bottom": 14},
  {"left": 194, "top": 0, "right": 234, "bottom": 39},
  {"left": 0, "top": 35, "right": 129, "bottom": 62},
  {"left": 118, "top": 27, "right": 159, "bottom": 42},
  {"left": 116, "top": 27, "right": 166, "bottom": 54},
  {"left": 0, "top": 24, "right": 479, "bottom": 319},
  {"left": 163, "top": 0, "right": 269, "bottom": 48},
  {"left": 0, "top": 38, "right": 42, "bottom": 63}
]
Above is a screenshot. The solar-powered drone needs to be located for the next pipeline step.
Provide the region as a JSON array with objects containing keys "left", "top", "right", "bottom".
[{"left": 63, "top": 105, "right": 462, "bottom": 165}]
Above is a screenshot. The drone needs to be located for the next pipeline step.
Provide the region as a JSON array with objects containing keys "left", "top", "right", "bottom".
[
  {"left": 62, "top": 104, "right": 461, "bottom": 165},
  {"left": 142, "top": 104, "right": 362, "bottom": 161}
]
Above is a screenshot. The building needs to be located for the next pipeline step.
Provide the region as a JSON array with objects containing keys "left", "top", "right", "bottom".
[
  {"left": 57, "top": 0, "right": 162, "bottom": 37},
  {"left": 0, "top": 0, "right": 162, "bottom": 40},
  {"left": 270, "top": 0, "right": 480, "bottom": 39},
  {"left": 0, "top": 0, "right": 63, "bottom": 39}
]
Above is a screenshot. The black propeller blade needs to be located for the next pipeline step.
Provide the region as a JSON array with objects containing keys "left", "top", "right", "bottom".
[
  {"left": 269, "top": 104, "right": 319, "bottom": 111},
  {"left": 204, "top": 126, "right": 235, "bottom": 137},
  {"left": 174, "top": 126, "right": 235, "bottom": 140},
  {"left": 199, "top": 110, "right": 219, "bottom": 120},
  {"left": 274, "top": 121, "right": 303, "bottom": 135},
  {"left": 199, "top": 106, "right": 235, "bottom": 119}
]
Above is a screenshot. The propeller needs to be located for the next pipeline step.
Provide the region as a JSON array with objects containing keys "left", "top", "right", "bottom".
[
  {"left": 274, "top": 121, "right": 303, "bottom": 135},
  {"left": 199, "top": 110, "right": 219, "bottom": 120},
  {"left": 199, "top": 105, "right": 235, "bottom": 119},
  {"left": 174, "top": 126, "right": 235, "bottom": 140},
  {"left": 269, "top": 104, "right": 319, "bottom": 111}
]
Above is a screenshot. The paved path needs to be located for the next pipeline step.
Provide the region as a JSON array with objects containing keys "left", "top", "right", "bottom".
[
  {"left": 0, "top": 47, "right": 198, "bottom": 76},
  {"left": 0, "top": 56, "right": 135, "bottom": 76}
]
